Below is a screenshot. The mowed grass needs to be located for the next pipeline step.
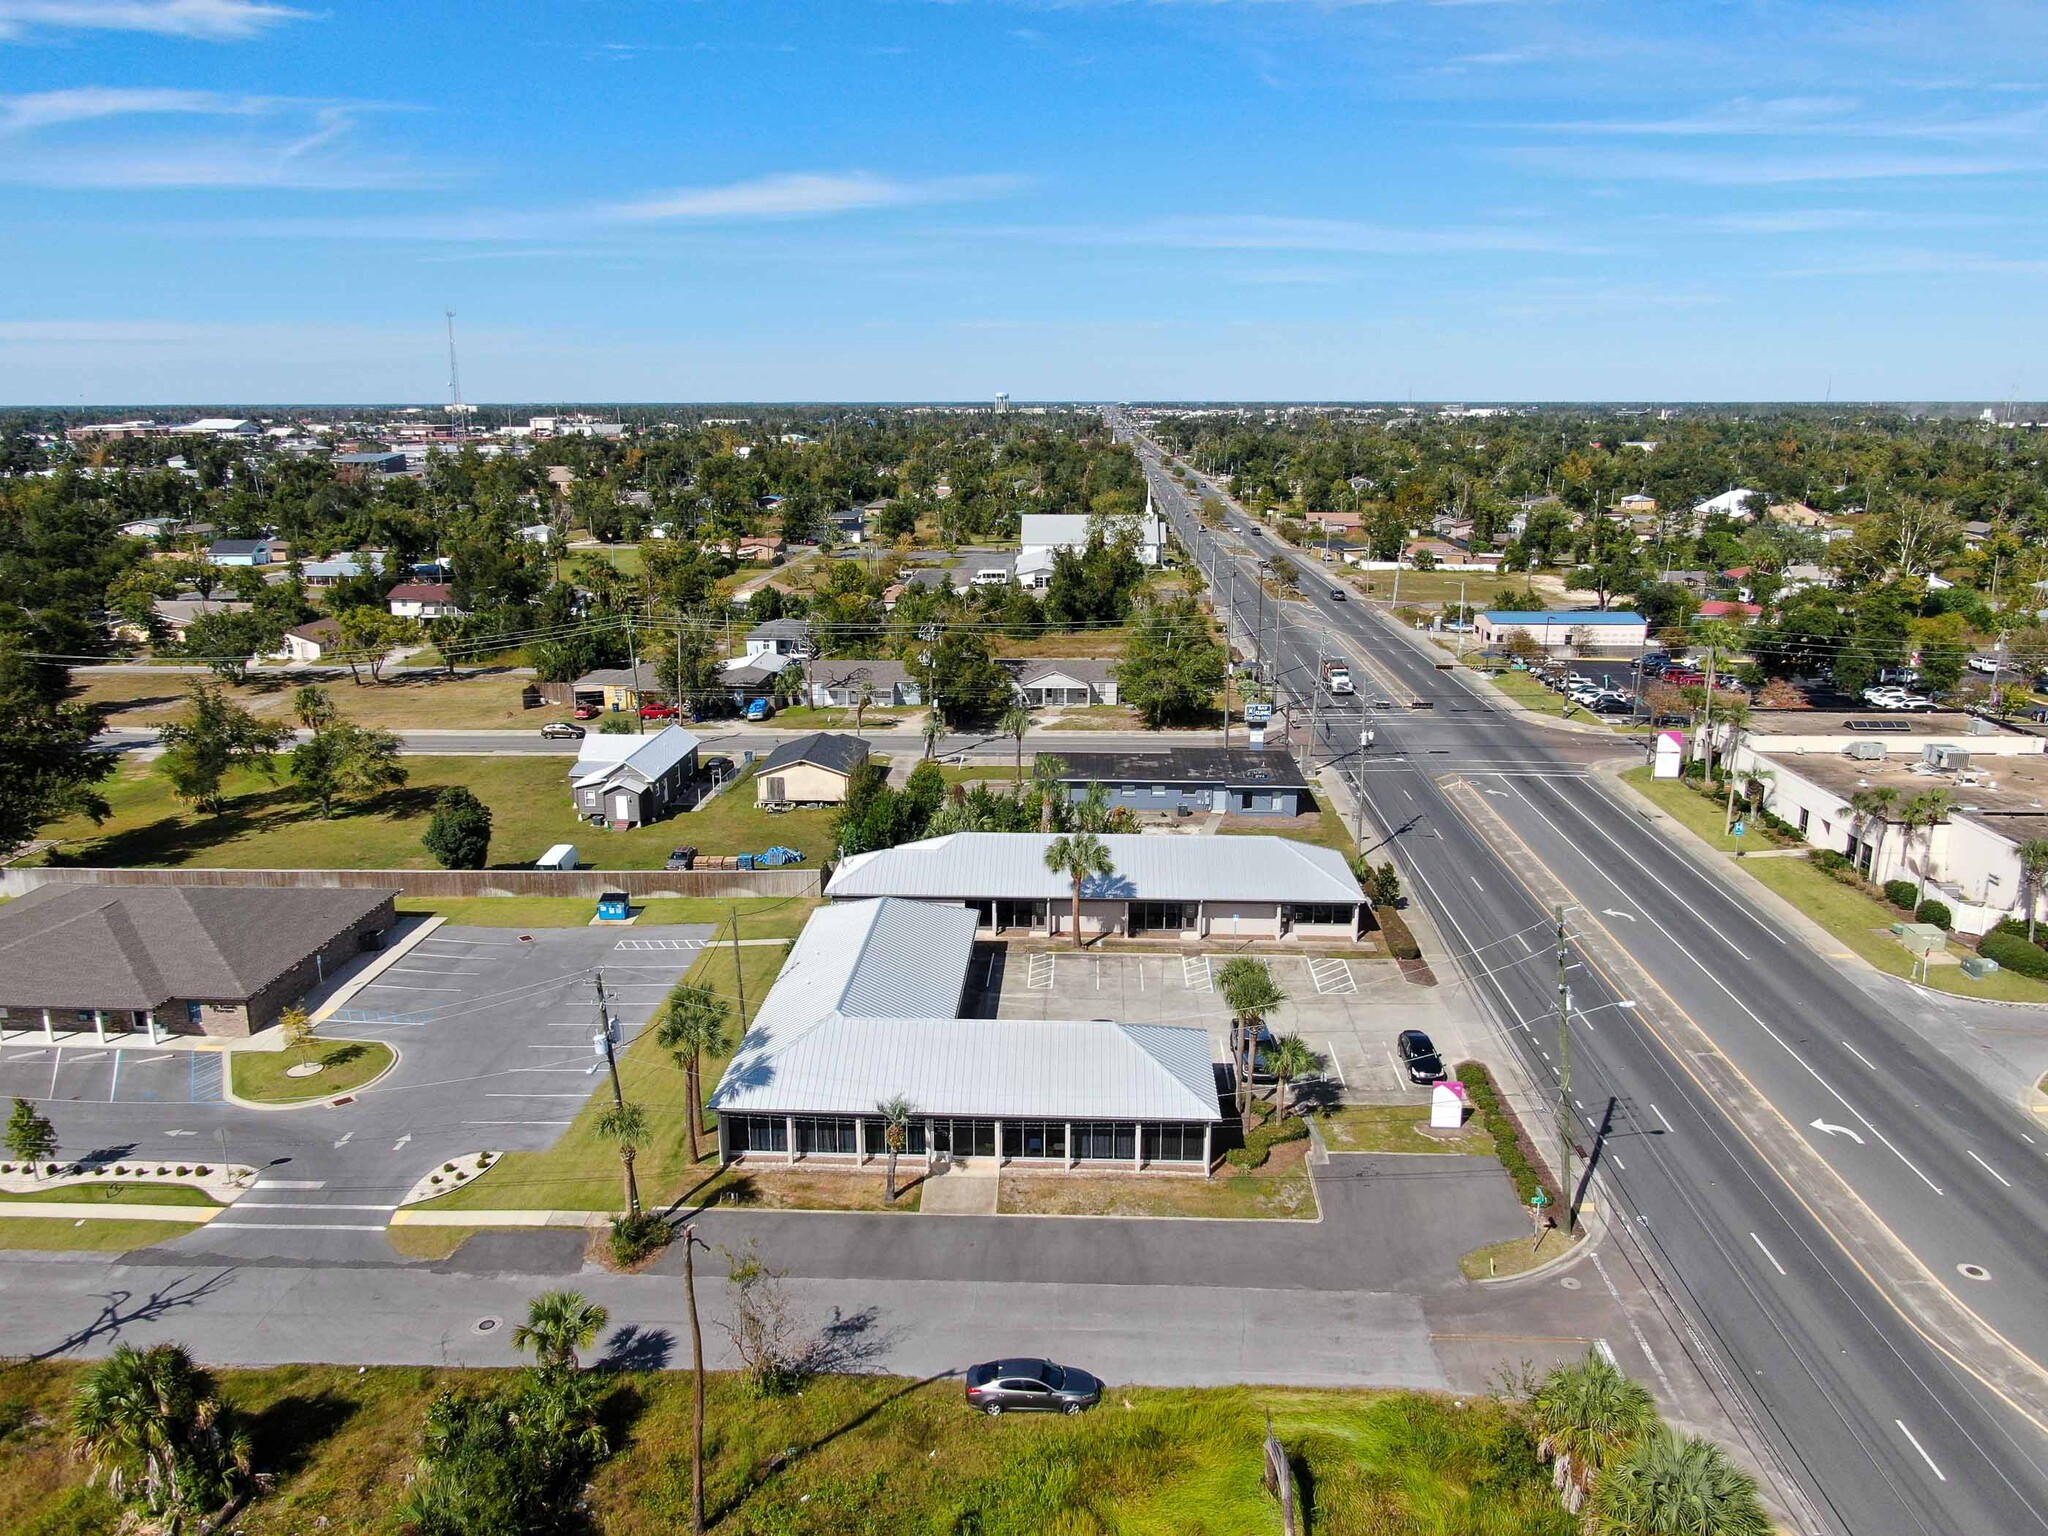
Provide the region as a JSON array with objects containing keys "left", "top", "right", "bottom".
[
  {"left": 1219, "top": 801, "right": 1358, "bottom": 857},
  {"left": 1618, "top": 765, "right": 1747, "bottom": 852},
  {"left": 231, "top": 1040, "right": 395, "bottom": 1103},
  {"left": 0, "top": 1216, "right": 204, "bottom": 1252},
  {"left": 1320, "top": 1104, "right": 1492, "bottom": 1156},
  {"left": 1743, "top": 857, "right": 2048, "bottom": 1004},
  {"left": 0, "top": 1361, "right": 1578, "bottom": 1536},
  {"left": 420, "top": 939, "right": 791, "bottom": 1213},
  {"left": 396, "top": 895, "right": 819, "bottom": 940},
  {"left": 1347, "top": 570, "right": 1543, "bottom": 608},
  {"left": 71, "top": 668, "right": 542, "bottom": 730},
  {"left": 0, "top": 1182, "right": 220, "bottom": 1207},
  {"left": 32, "top": 756, "right": 839, "bottom": 870},
  {"left": 999, "top": 1139, "right": 1318, "bottom": 1220}
]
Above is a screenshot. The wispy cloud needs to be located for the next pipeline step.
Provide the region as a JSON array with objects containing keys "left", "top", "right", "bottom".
[
  {"left": 1509, "top": 145, "right": 2039, "bottom": 186},
  {"left": 0, "top": 0, "right": 305, "bottom": 41},
  {"left": 605, "top": 171, "right": 1020, "bottom": 223},
  {"left": 999, "top": 212, "right": 1600, "bottom": 257},
  {"left": 0, "top": 85, "right": 273, "bottom": 132},
  {"left": 1538, "top": 95, "right": 2048, "bottom": 143}
]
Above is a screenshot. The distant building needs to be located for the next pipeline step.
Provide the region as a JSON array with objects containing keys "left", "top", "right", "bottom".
[
  {"left": 178, "top": 418, "right": 259, "bottom": 438},
  {"left": 300, "top": 551, "right": 385, "bottom": 588},
  {"left": 1474, "top": 609, "right": 1649, "bottom": 652},
  {"left": 386, "top": 582, "right": 463, "bottom": 621},
  {"left": 1019, "top": 512, "right": 1166, "bottom": 568},
  {"left": 208, "top": 537, "right": 278, "bottom": 567},
  {"left": 281, "top": 616, "right": 342, "bottom": 663},
  {"left": 1057, "top": 747, "right": 1309, "bottom": 818},
  {"left": 331, "top": 451, "right": 406, "bottom": 484}
]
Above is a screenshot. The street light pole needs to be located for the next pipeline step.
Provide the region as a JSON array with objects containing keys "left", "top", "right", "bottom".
[{"left": 1554, "top": 906, "right": 1576, "bottom": 1235}]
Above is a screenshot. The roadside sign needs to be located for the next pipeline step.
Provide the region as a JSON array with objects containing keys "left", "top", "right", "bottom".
[{"left": 1530, "top": 1191, "right": 1552, "bottom": 1208}]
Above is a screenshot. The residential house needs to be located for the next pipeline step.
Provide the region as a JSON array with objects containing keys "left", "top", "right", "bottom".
[
  {"left": 208, "top": 537, "right": 278, "bottom": 567},
  {"left": 386, "top": 582, "right": 463, "bottom": 621},
  {"left": 744, "top": 618, "right": 813, "bottom": 662},
  {"left": 1005, "top": 658, "right": 1121, "bottom": 709},
  {"left": 828, "top": 831, "right": 1364, "bottom": 942},
  {"left": 1618, "top": 493, "right": 1659, "bottom": 513},
  {"left": 1058, "top": 747, "right": 1310, "bottom": 818},
  {"left": 709, "top": 897, "right": 1222, "bottom": 1173},
  {"left": 1303, "top": 509, "right": 1365, "bottom": 536},
  {"left": 569, "top": 723, "right": 701, "bottom": 829},
  {"left": 564, "top": 663, "right": 670, "bottom": 714},
  {"left": 1694, "top": 488, "right": 1762, "bottom": 522},
  {"left": 755, "top": 732, "right": 870, "bottom": 806},
  {"left": 117, "top": 517, "right": 181, "bottom": 539},
  {"left": 1697, "top": 600, "right": 1763, "bottom": 622},
  {"left": 127, "top": 597, "right": 253, "bottom": 646},
  {"left": 0, "top": 884, "right": 395, "bottom": 1041},
  {"left": 1768, "top": 501, "right": 1827, "bottom": 528},
  {"left": 300, "top": 552, "right": 385, "bottom": 588},
  {"left": 1013, "top": 546, "right": 1058, "bottom": 589},
  {"left": 809, "top": 659, "right": 922, "bottom": 708},
  {"left": 281, "top": 616, "right": 342, "bottom": 663}
]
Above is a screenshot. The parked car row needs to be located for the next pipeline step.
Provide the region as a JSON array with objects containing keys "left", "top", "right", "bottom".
[
  {"left": 1860, "top": 685, "right": 1936, "bottom": 712},
  {"left": 1531, "top": 667, "right": 1640, "bottom": 716}
]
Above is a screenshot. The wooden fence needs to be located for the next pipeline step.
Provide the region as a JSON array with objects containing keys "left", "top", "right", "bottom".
[{"left": 0, "top": 865, "right": 823, "bottom": 901}]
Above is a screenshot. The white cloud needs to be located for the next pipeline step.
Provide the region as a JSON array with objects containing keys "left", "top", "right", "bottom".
[
  {"left": 995, "top": 212, "right": 1600, "bottom": 257},
  {"left": 0, "top": 0, "right": 305, "bottom": 41},
  {"left": 1510, "top": 145, "right": 2037, "bottom": 186},
  {"left": 604, "top": 171, "right": 1021, "bottom": 223},
  {"left": 0, "top": 86, "right": 272, "bottom": 132}
]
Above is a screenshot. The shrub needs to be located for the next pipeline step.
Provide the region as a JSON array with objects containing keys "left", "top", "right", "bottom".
[
  {"left": 194, "top": 1165, "right": 211, "bottom": 1176},
  {"left": 176, "top": 1165, "right": 190, "bottom": 1176},
  {"left": 1224, "top": 1116, "right": 1310, "bottom": 1170},
  {"left": 1811, "top": 848, "right": 1850, "bottom": 873},
  {"left": 1884, "top": 879, "right": 1919, "bottom": 911},
  {"left": 1374, "top": 905, "right": 1421, "bottom": 960},
  {"left": 608, "top": 1211, "right": 672, "bottom": 1267},
  {"left": 1915, "top": 899, "right": 1953, "bottom": 930},
  {"left": 1455, "top": 1061, "right": 1556, "bottom": 1209},
  {"left": 1980, "top": 929, "right": 2048, "bottom": 979}
]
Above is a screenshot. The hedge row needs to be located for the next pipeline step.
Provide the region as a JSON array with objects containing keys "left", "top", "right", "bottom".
[
  {"left": 1454, "top": 1061, "right": 1556, "bottom": 1209},
  {"left": 1373, "top": 906, "right": 1421, "bottom": 961},
  {"left": 1980, "top": 929, "right": 2048, "bottom": 980},
  {"left": 1225, "top": 1115, "right": 1309, "bottom": 1170},
  {"left": 1884, "top": 879, "right": 1919, "bottom": 912}
]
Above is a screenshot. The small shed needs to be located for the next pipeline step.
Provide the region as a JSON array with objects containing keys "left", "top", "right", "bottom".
[{"left": 596, "top": 891, "right": 632, "bottom": 923}]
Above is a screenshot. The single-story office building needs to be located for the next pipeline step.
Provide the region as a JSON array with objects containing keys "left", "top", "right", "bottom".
[
  {"left": 827, "top": 831, "right": 1363, "bottom": 941},
  {"left": 0, "top": 884, "right": 395, "bottom": 1041},
  {"left": 709, "top": 898, "right": 1222, "bottom": 1172},
  {"left": 1058, "top": 747, "right": 1310, "bottom": 818},
  {"left": 1474, "top": 609, "right": 1649, "bottom": 653}
]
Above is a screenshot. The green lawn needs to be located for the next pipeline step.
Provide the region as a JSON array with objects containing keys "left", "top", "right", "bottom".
[
  {"left": 1219, "top": 801, "right": 1357, "bottom": 857},
  {"left": 33, "top": 757, "right": 840, "bottom": 870},
  {"left": 0, "top": 1216, "right": 204, "bottom": 1252},
  {"left": 1462, "top": 1227, "right": 1581, "bottom": 1281},
  {"left": 1743, "top": 858, "right": 2048, "bottom": 1004},
  {"left": 231, "top": 1040, "right": 395, "bottom": 1103},
  {"left": 1479, "top": 667, "right": 1585, "bottom": 723},
  {"left": 420, "top": 940, "right": 790, "bottom": 1212},
  {"left": 761, "top": 704, "right": 914, "bottom": 730},
  {"left": 71, "top": 668, "right": 543, "bottom": 731},
  {"left": 1618, "top": 765, "right": 1748, "bottom": 852},
  {"left": 1321, "top": 1104, "right": 1492, "bottom": 1155},
  {"left": 0, "top": 1361, "right": 1580, "bottom": 1536},
  {"left": 1350, "top": 570, "right": 1543, "bottom": 608},
  {"left": 0, "top": 1181, "right": 219, "bottom": 1207},
  {"left": 396, "top": 895, "right": 819, "bottom": 940},
  {"left": 1000, "top": 1140, "right": 1318, "bottom": 1219}
]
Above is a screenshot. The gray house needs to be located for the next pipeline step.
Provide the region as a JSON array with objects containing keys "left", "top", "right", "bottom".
[
  {"left": 570, "top": 724, "right": 701, "bottom": 829},
  {"left": 1058, "top": 747, "right": 1310, "bottom": 818},
  {"left": 810, "top": 659, "right": 922, "bottom": 708},
  {"left": 1004, "top": 658, "right": 1121, "bottom": 708}
]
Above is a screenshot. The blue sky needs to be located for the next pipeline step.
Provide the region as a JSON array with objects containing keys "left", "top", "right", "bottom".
[{"left": 3, "top": 0, "right": 2046, "bottom": 403}]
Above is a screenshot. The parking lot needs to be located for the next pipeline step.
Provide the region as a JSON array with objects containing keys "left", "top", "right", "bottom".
[{"left": 969, "top": 947, "right": 1482, "bottom": 1099}]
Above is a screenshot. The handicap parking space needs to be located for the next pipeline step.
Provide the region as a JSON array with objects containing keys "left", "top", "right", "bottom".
[{"left": 0, "top": 1043, "right": 222, "bottom": 1106}]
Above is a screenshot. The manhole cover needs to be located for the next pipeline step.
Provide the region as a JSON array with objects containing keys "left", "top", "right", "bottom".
[
  {"left": 473, "top": 1317, "right": 501, "bottom": 1334},
  {"left": 1957, "top": 1263, "right": 1990, "bottom": 1281},
  {"left": 519, "top": 934, "right": 535, "bottom": 943},
  {"left": 1558, "top": 1276, "right": 1582, "bottom": 1290}
]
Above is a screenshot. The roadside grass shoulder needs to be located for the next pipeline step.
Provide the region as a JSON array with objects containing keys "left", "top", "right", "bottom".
[
  {"left": 0, "top": 1361, "right": 1575, "bottom": 1536},
  {"left": 1618, "top": 764, "right": 1746, "bottom": 852},
  {"left": 418, "top": 940, "right": 789, "bottom": 1213},
  {"left": 0, "top": 1216, "right": 203, "bottom": 1252},
  {"left": 0, "top": 1182, "right": 219, "bottom": 1207},
  {"left": 71, "top": 668, "right": 538, "bottom": 731},
  {"left": 1462, "top": 1227, "right": 1581, "bottom": 1281},
  {"left": 231, "top": 1040, "right": 394, "bottom": 1104}
]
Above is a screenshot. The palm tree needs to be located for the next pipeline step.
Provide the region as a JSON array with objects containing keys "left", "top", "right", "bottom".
[
  {"left": 1530, "top": 1348, "right": 1659, "bottom": 1514},
  {"left": 512, "top": 1288, "right": 610, "bottom": 1376},
  {"left": 1586, "top": 1424, "right": 1772, "bottom": 1535},
  {"left": 1265, "top": 1034, "right": 1320, "bottom": 1118},
  {"left": 71, "top": 1341, "right": 251, "bottom": 1527},
  {"left": 596, "top": 1099, "right": 648, "bottom": 1219},
  {"left": 1847, "top": 785, "right": 1900, "bottom": 881},
  {"left": 2019, "top": 837, "right": 2048, "bottom": 942},
  {"left": 876, "top": 1094, "right": 916, "bottom": 1201},
  {"left": 1000, "top": 701, "right": 1032, "bottom": 792},
  {"left": 1903, "top": 787, "right": 1956, "bottom": 906},
  {"left": 1031, "top": 751, "right": 1069, "bottom": 832},
  {"left": 654, "top": 982, "right": 732, "bottom": 1165},
  {"left": 1044, "top": 831, "right": 1114, "bottom": 950},
  {"left": 921, "top": 706, "right": 945, "bottom": 760},
  {"left": 1217, "top": 957, "right": 1287, "bottom": 1119},
  {"left": 852, "top": 679, "right": 874, "bottom": 740}
]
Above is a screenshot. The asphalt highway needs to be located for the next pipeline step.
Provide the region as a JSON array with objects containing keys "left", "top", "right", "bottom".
[{"left": 1134, "top": 431, "right": 2048, "bottom": 1536}]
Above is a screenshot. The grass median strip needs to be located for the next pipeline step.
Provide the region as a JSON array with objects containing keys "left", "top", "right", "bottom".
[
  {"left": 0, "top": 1216, "right": 205, "bottom": 1252},
  {"left": 232, "top": 1040, "right": 395, "bottom": 1104},
  {"left": 1319, "top": 1103, "right": 1492, "bottom": 1155},
  {"left": 0, "top": 1182, "right": 220, "bottom": 1208}
]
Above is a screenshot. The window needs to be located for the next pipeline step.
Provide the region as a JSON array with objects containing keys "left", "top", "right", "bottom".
[
  {"left": 861, "top": 1119, "right": 927, "bottom": 1155},
  {"left": 1290, "top": 903, "right": 1354, "bottom": 928},
  {"left": 1071, "top": 1122, "right": 1135, "bottom": 1161},
  {"left": 1151, "top": 784, "right": 1170, "bottom": 797},
  {"left": 995, "top": 899, "right": 1047, "bottom": 931},
  {"left": 1797, "top": 808, "right": 1810, "bottom": 834},
  {"left": 1143, "top": 1123, "right": 1209, "bottom": 1163},
  {"left": 795, "top": 1117, "right": 857, "bottom": 1155},
  {"left": 730, "top": 1115, "right": 787, "bottom": 1153},
  {"left": 1131, "top": 902, "right": 1190, "bottom": 934},
  {"left": 1001, "top": 1121, "right": 1066, "bottom": 1159}
]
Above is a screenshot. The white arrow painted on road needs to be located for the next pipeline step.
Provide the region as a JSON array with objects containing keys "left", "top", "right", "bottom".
[
  {"left": 333, "top": 1131, "right": 354, "bottom": 1150},
  {"left": 164, "top": 1128, "right": 197, "bottom": 1138},
  {"left": 1600, "top": 908, "right": 1637, "bottom": 922},
  {"left": 392, "top": 1134, "right": 412, "bottom": 1152},
  {"left": 1810, "top": 1119, "right": 1866, "bottom": 1145}
]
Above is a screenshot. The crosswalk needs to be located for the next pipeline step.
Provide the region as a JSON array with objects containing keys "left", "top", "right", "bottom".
[{"left": 202, "top": 1177, "right": 397, "bottom": 1235}]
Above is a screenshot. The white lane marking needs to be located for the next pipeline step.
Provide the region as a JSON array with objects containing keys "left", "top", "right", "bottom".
[
  {"left": 233, "top": 1202, "right": 396, "bottom": 1211},
  {"left": 485, "top": 1092, "right": 591, "bottom": 1098},
  {"left": 1841, "top": 1040, "right": 1879, "bottom": 1071},
  {"left": 1750, "top": 1232, "right": 1788, "bottom": 1276},
  {"left": 1651, "top": 1102, "right": 1674, "bottom": 1133},
  {"left": 1589, "top": 1251, "right": 1674, "bottom": 1397},
  {"left": 1499, "top": 777, "right": 1942, "bottom": 1195},
  {"left": 1612, "top": 1154, "right": 1626, "bottom": 1170},
  {"left": 254, "top": 1179, "right": 326, "bottom": 1189},
  {"left": 1325, "top": 1041, "right": 1347, "bottom": 1088},
  {"left": 393, "top": 1133, "right": 412, "bottom": 1151},
  {"left": 1470, "top": 876, "right": 1483, "bottom": 890},
  {"left": 1895, "top": 1420, "right": 1947, "bottom": 1482},
  {"left": 1966, "top": 1149, "right": 2012, "bottom": 1188},
  {"left": 207, "top": 1222, "right": 390, "bottom": 1233},
  {"left": 332, "top": 1132, "right": 354, "bottom": 1149}
]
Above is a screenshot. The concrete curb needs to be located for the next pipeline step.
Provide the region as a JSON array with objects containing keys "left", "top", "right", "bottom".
[
  {"left": 220, "top": 1040, "right": 402, "bottom": 1114},
  {"left": 1472, "top": 1202, "right": 1606, "bottom": 1287}
]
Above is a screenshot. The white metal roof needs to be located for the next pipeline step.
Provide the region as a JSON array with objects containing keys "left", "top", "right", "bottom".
[
  {"left": 827, "top": 833, "right": 1362, "bottom": 906},
  {"left": 1020, "top": 512, "right": 1165, "bottom": 550},
  {"left": 571, "top": 723, "right": 700, "bottom": 788},
  {"left": 709, "top": 896, "right": 1219, "bottom": 1122}
]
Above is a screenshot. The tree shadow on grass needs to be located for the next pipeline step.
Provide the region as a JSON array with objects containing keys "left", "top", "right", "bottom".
[
  {"left": 240, "top": 1389, "right": 361, "bottom": 1484},
  {"left": 321, "top": 1043, "right": 368, "bottom": 1068},
  {"left": 49, "top": 782, "right": 445, "bottom": 868}
]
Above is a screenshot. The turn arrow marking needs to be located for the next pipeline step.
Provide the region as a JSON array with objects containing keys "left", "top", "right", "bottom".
[
  {"left": 164, "top": 1128, "right": 197, "bottom": 1138},
  {"left": 1600, "top": 908, "right": 1637, "bottom": 921},
  {"left": 1810, "top": 1118, "right": 1866, "bottom": 1145},
  {"left": 392, "top": 1134, "right": 412, "bottom": 1152}
]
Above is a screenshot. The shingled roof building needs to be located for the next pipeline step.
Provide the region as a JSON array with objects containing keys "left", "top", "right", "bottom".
[
  {"left": 0, "top": 884, "right": 396, "bottom": 1041},
  {"left": 709, "top": 898, "right": 1222, "bottom": 1173}
]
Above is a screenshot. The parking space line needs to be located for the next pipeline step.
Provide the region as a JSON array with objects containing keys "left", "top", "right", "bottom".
[
  {"left": 208, "top": 1222, "right": 390, "bottom": 1233},
  {"left": 465, "top": 1119, "right": 573, "bottom": 1126},
  {"left": 485, "top": 1092, "right": 591, "bottom": 1099},
  {"left": 1325, "top": 1040, "right": 1347, "bottom": 1088}
]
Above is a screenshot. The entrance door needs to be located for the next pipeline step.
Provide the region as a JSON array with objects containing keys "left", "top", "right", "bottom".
[
  {"left": 613, "top": 792, "right": 634, "bottom": 824},
  {"left": 929, "top": 1121, "right": 952, "bottom": 1156}
]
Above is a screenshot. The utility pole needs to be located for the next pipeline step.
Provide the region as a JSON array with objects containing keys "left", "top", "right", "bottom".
[
  {"left": 728, "top": 906, "right": 747, "bottom": 1027},
  {"left": 682, "top": 1221, "right": 709, "bottom": 1535},
  {"left": 627, "top": 617, "right": 644, "bottom": 733},
  {"left": 1456, "top": 579, "right": 1469, "bottom": 659},
  {"left": 592, "top": 971, "right": 625, "bottom": 1111},
  {"left": 1308, "top": 673, "right": 1321, "bottom": 772},
  {"left": 1554, "top": 906, "right": 1575, "bottom": 1235},
  {"left": 1353, "top": 724, "right": 1372, "bottom": 847}
]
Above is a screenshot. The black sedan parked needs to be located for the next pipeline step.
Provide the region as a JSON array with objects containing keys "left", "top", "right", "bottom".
[
  {"left": 1396, "top": 1029, "right": 1447, "bottom": 1085},
  {"left": 965, "top": 1358, "right": 1102, "bottom": 1416}
]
